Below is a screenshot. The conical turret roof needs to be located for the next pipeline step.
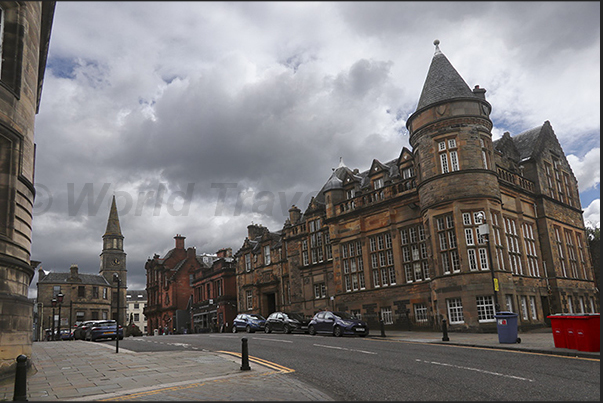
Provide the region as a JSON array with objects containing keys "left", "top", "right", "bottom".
[
  {"left": 416, "top": 40, "right": 477, "bottom": 110},
  {"left": 104, "top": 195, "right": 122, "bottom": 237}
]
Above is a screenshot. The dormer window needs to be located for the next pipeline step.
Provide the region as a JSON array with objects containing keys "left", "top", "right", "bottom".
[
  {"left": 373, "top": 178, "right": 384, "bottom": 190},
  {"left": 402, "top": 167, "right": 414, "bottom": 179},
  {"left": 347, "top": 189, "right": 355, "bottom": 199}
]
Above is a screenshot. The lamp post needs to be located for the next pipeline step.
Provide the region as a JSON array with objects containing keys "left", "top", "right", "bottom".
[
  {"left": 56, "top": 292, "right": 64, "bottom": 341},
  {"left": 51, "top": 298, "right": 57, "bottom": 341},
  {"left": 113, "top": 273, "right": 121, "bottom": 353},
  {"left": 477, "top": 212, "right": 500, "bottom": 314}
]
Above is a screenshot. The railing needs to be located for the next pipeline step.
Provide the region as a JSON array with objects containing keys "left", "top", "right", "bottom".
[
  {"left": 497, "top": 167, "right": 535, "bottom": 192},
  {"left": 336, "top": 178, "right": 416, "bottom": 215}
]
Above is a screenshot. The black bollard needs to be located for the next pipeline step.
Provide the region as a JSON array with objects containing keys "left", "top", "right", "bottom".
[
  {"left": 442, "top": 318, "right": 449, "bottom": 341},
  {"left": 380, "top": 319, "right": 386, "bottom": 337},
  {"left": 13, "top": 354, "right": 27, "bottom": 401},
  {"left": 240, "top": 338, "right": 251, "bottom": 371}
]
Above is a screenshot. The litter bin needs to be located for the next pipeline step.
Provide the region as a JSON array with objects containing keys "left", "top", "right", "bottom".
[
  {"left": 494, "top": 311, "right": 520, "bottom": 344},
  {"left": 574, "top": 314, "right": 600, "bottom": 352},
  {"left": 548, "top": 314, "right": 569, "bottom": 348}
]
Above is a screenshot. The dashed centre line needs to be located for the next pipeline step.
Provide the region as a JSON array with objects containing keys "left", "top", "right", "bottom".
[
  {"left": 415, "top": 359, "right": 534, "bottom": 382},
  {"left": 313, "top": 343, "right": 377, "bottom": 355}
]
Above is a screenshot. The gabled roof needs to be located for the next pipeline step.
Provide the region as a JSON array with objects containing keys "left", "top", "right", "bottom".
[
  {"left": 493, "top": 121, "right": 556, "bottom": 163},
  {"left": 38, "top": 271, "right": 110, "bottom": 286},
  {"left": 126, "top": 290, "right": 147, "bottom": 301},
  {"left": 416, "top": 40, "right": 478, "bottom": 111}
]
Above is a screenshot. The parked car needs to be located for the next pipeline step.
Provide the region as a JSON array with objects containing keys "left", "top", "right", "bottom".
[
  {"left": 232, "top": 313, "right": 266, "bottom": 333},
  {"left": 308, "top": 311, "right": 369, "bottom": 337},
  {"left": 74, "top": 321, "right": 99, "bottom": 340},
  {"left": 85, "top": 320, "right": 124, "bottom": 342},
  {"left": 60, "top": 328, "right": 74, "bottom": 340},
  {"left": 264, "top": 312, "right": 310, "bottom": 334}
]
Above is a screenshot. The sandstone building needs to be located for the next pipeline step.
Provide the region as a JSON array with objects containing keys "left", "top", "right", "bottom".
[
  {"left": 234, "top": 41, "right": 599, "bottom": 332},
  {"left": 35, "top": 196, "right": 128, "bottom": 334},
  {"left": 125, "top": 289, "right": 147, "bottom": 334},
  {"left": 0, "top": 1, "right": 55, "bottom": 378}
]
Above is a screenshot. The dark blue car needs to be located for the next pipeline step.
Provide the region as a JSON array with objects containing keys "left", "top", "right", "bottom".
[
  {"left": 308, "top": 311, "right": 369, "bottom": 337},
  {"left": 85, "top": 320, "right": 124, "bottom": 341},
  {"left": 232, "top": 313, "right": 266, "bottom": 333}
]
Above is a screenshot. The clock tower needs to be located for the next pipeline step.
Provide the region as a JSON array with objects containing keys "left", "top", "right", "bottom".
[{"left": 100, "top": 195, "right": 127, "bottom": 322}]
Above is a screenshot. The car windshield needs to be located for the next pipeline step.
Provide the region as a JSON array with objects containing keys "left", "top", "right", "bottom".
[
  {"left": 248, "top": 314, "right": 264, "bottom": 320},
  {"left": 333, "top": 312, "right": 353, "bottom": 320},
  {"left": 286, "top": 313, "right": 306, "bottom": 321}
]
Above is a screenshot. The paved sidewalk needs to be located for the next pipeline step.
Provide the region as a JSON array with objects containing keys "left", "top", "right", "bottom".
[{"left": 0, "top": 329, "right": 598, "bottom": 401}]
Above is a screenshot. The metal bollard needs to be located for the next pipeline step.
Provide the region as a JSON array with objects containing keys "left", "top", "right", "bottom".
[
  {"left": 380, "top": 319, "right": 386, "bottom": 337},
  {"left": 442, "top": 319, "right": 449, "bottom": 341},
  {"left": 240, "top": 338, "right": 251, "bottom": 371},
  {"left": 13, "top": 354, "right": 28, "bottom": 401}
]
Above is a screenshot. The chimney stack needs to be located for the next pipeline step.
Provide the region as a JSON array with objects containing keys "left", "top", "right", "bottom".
[
  {"left": 174, "top": 234, "right": 186, "bottom": 249},
  {"left": 70, "top": 264, "right": 78, "bottom": 278},
  {"left": 288, "top": 205, "right": 301, "bottom": 224}
]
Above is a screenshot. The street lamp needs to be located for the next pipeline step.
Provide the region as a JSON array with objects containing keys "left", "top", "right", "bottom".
[
  {"left": 51, "top": 298, "right": 57, "bottom": 341},
  {"left": 476, "top": 212, "right": 500, "bottom": 314},
  {"left": 56, "top": 292, "right": 64, "bottom": 341},
  {"left": 113, "top": 273, "right": 121, "bottom": 353}
]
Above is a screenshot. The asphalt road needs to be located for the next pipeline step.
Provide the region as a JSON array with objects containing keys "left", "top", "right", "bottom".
[{"left": 112, "top": 333, "right": 600, "bottom": 401}]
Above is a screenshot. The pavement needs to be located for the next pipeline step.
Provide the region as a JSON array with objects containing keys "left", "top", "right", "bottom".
[{"left": 0, "top": 329, "right": 598, "bottom": 401}]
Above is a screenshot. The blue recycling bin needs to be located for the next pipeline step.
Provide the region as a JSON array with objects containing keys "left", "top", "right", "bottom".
[{"left": 494, "top": 311, "right": 520, "bottom": 344}]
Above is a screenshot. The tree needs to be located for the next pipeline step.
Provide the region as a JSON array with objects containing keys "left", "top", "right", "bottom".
[{"left": 586, "top": 226, "right": 600, "bottom": 294}]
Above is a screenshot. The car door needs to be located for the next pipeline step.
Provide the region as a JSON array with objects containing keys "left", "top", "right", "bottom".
[
  {"left": 322, "top": 312, "right": 336, "bottom": 333},
  {"left": 274, "top": 313, "right": 285, "bottom": 332}
]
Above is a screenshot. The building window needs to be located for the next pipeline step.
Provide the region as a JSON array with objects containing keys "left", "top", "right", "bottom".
[
  {"left": 103, "top": 288, "right": 108, "bottom": 299},
  {"left": 529, "top": 296, "right": 538, "bottom": 319},
  {"left": 521, "top": 223, "right": 540, "bottom": 277},
  {"left": 373, "top": 178, "right": 384, "bottom": 190},
  {"left": 520, "top": 296, "right": 529, "bottom": 320},
  {"left": 134, "top": 303, "right": 139, "bottom": 309},
  {"left": 370, "top": 233, "right": 395, "bottom": 287},
  {"left": 342, "top": 240, "right": 365, "bottom": 292},
  {"left": 567, "top": 296, "right": 574, "bottom": 313},
  {"left": 245, "top": 253, "right": 251, "bottom": 272},
  {"left": 92, "top": 287, "right": 99, "bottom": 299},
  {"left": 446, "top": 298, "right": 464, "bottom": 324},
  {"left": 575, "top": 233, "right": 588, "bottom": 279},
  {"left": 463, "top": 211, "right": 489, "bottom": 272},
  {"left": 309, "top": 219, "right": 325, "bottom": 264},
  {"left": 314, "top": 283, "right": 326, "bottom": 299},
  {"left": 414, "top": 304, "right": 428, "bottom": 322},
  {"left": 589, "top": 297, "right": 596, "bottom": 313},
  {"left": 264, "top": 245, "right": 271, "bottom": 265},
  {"left": 563, "top": 172, "right": 575, "bottom": 207},
  {"left": 76, "top": 311, "right": 85, "bottom": 324},
  {"left": 438, "top": 137, "right": 459, "bottom": 174},
  {"left": 324, "top": 229, "right": 332, "bottom": 260},
  {"left": 78, "top": 286, "right": 85, "bottom": 298},
  {"left": 302, "top": 240, "right": 309, "bottom": 266},
  {"left": 544, "top": 162, "right": 556, "bottom": 198},
  {"left": 552, "top": 158, "right": 565, "bottom": 204},
  {"left": 91, "top": 311, "right": 99, "bottom": 320},
  {"left": 436, "top": 214, "right": 459, "bottom": 274},
  {"left": 402, "top": 224, "right": 430, "bottom": 282},
  {"left": 554, "top": 227, "right": 567, "bottom": 277},
  {"left": 380, "top": 307, "right": 393, "bottom": 325},
  {"left": 480, "top": 137, "right": 489, "bottom": 169},
  {"left": 564, "top": 230, "right": 579, "bottom": 278},
  {"left": 578, "top": 296, "right": 586, "bottom": 314},
  {"left": 476, "top": 296, "right": 496, "bottom": 322},
  {"left": 134, "top": 313, "right": 140, "bottom": 321},
  {"left": 246, "top": 290, "right": 253, "bottom": 310},
  {"left": 504, "top": 217, "right": 523, "bottom": 275},
  {"left": 505, "top": 294, "right": 514, "bottom": 312},
  {"left": 402, "top": 167, "right": 414, "bottom": 179}
]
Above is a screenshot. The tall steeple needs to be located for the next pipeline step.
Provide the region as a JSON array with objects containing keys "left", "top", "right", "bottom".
[
  {"left": 104, "top": 195, "right": 122, "bottom": 237},
  {"left": 416, "top": 39, "right": 477, "bottom": 111}
]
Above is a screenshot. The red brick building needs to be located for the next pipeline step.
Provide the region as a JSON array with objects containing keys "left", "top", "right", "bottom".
[
  {"left": 234, "top": 41, "right": 599, "bottom": 332},
  {"left": 144, "top": 235, "right": 214, "bottom": 334},
  {"left": 190, "top": 248, "right": 237, "bottom": 333}
]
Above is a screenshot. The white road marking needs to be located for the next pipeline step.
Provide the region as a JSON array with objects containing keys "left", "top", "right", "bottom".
[
  {"left": 313, "top": 343, "right": 377, "bottom": 355},
  {"left": 415, "top": 359, "right": 534, "bottom": 382},
  {"left": 252, "top": 337, "right": 293, "bottom": 343}
]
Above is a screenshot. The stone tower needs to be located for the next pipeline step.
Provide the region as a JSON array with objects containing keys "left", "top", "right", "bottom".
[
  {"left": 406, "top": 40, "right": 504, "bottom": 317},
  {"left": 99, "top": 195, "right": 127, "bottom": 323}
]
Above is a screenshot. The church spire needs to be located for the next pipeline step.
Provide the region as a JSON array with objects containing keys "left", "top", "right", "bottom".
[
  {"left": 104, "top": 195, "right": 122, "bottom": 237},
  {"left": 416, "top": 39, "right": 476, "bottom": 111}
]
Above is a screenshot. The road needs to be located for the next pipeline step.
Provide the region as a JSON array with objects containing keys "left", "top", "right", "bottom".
[{"left": 111, "top": 333, "right": 600, "bottom": 401}]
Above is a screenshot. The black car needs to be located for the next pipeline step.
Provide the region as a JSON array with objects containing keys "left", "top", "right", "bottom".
[
  {"left": 308, "top": 311, "right": 369, "bottom": 337},
  {"left": 264, "top": 312, "right": 310, "bottom": 334},
  {"left": 74, "top": 321, "right": 99, "bottom": 340},
  {"left": 232, "top": 313, "right": 266, "bottom": 333}
]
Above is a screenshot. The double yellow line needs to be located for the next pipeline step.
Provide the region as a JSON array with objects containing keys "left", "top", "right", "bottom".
[{"left": 217, "top": 350, "right": 295, "bottom": 373}]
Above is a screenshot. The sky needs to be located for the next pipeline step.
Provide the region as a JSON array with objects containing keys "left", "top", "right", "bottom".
[{"left": 29, "top": 2, "right": 600, "bottom": 296}]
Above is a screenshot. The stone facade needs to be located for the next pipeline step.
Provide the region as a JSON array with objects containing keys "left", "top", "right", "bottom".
[
  {"left": 125, "top": 290, "right": 147, "bottom": 334},
  {"left": 0, "top": 1, "right": 55, "bottom": 379},
  {"left": 234, "top": 42, "right": 599, "bottom": 333}
]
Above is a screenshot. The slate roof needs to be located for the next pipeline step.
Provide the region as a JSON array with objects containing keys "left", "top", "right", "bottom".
[
  {"left": 39, "top": 271, "right": 110, "bottom": 286},
  {"left": 104, "top": 195, "right": 123, "bottom": 237},
  {"left": 493, "top": 122, "right": 547, "bottom": 162},
  {"left": 126, "top": 290, "right": 147, "bottom": 301},
  {"left": 416, "top": 40, "right": 478, "bottom": 111}
]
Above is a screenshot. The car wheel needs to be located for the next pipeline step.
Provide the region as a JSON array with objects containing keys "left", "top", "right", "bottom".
[
  {"left": 264, "top": 325, "right": 271, "bottom": 333},
  {"left": 246, "top": 325, "right": 253, "bottom": 333},
  {"left": 232, "top": 326, "right": 238, "bottom": 333},
  {"left": 333, "top": 326, "right": 343, "bottom": 337},
  {"left": 308, "top": 325, "right": 316, "bottom": 335},
  {"left": 284, "top": 325, "right": 292, "bottom": 334}
]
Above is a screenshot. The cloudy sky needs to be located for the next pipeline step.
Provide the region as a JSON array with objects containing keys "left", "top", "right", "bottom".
[{"left": 29, "top": 2, "right": 600, "bottom": 295}]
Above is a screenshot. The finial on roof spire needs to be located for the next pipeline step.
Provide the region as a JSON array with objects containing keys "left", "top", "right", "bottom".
[
  {"left": 337, "top": 157, "right": 346, "bottom": 168},
  {"left": 433, "top": 39, "right": 442, "bottom": 55}
]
